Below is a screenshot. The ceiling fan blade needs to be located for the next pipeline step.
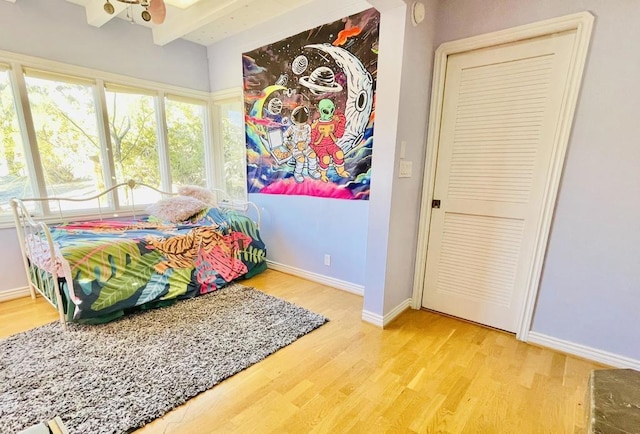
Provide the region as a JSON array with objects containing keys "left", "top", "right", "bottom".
[{"left": 148, "top": 0, "right": 166, "bottom": 24}]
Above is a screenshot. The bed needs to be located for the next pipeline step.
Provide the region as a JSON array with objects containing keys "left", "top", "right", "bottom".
[{"left": 10, "top": 180, "right": 267, "bottom": 329}]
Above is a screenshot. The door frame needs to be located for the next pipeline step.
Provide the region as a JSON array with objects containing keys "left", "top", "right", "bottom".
[{"left": 411, "top": 12, "right": 594, "bottom": 341}]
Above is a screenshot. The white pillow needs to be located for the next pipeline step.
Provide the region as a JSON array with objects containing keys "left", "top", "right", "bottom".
[
  {"left": 178, "top": 185, "right": 218, "bottom": 207},
  {"left": 146, "top": 195, "right": 208, "bottom": 223}
]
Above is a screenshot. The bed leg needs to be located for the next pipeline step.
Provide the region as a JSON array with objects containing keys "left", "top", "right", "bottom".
[
  {"left": 57, "top": 299, "right": 67, "bottom": 330},
  {"left": 52, "top": 275, "right": 67, "bottom": 330}
]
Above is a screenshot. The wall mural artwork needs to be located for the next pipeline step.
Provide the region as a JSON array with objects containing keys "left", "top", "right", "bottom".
[{"left": 243, "top": 8, "right": 380, "bottom": 200}]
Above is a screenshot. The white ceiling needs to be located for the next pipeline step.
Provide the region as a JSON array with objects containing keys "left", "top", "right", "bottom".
[{"left": 58, "top": 0, "right": 316, "bottom": 46}]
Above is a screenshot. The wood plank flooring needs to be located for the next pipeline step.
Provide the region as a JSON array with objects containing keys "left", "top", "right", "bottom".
[{"left": 1, "top": 269, "right": 604, "bottom": 433}]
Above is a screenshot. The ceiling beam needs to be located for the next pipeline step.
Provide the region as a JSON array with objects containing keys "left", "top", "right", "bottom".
[
  {"left": 366, "top": 0, "right": 405, "bottom": 11},
  {"left": 85, "top": 0, "right": 127, "bottom": 27},
  {"left": 152, "top": 0, "right": 252, "bottom": 46}
]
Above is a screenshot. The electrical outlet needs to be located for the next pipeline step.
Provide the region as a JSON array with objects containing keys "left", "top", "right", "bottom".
[{"left": 324, "top": 254, "right": 331, "bottom": 266}]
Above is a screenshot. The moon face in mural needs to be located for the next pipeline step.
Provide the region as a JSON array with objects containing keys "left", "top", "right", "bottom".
[
  {"left": 304, "top": 43, "right": 374, "bottom": 154},
  {"left": 299, "top": 66, "right": 343, "bottom": 95},
  {"left": 291, "top": 55, "right": 309, "bottom": 75}
]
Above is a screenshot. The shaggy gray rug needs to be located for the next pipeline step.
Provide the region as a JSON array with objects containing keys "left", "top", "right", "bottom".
[{"left": 0, "top": 284, "right": 328, "bottom": 434}]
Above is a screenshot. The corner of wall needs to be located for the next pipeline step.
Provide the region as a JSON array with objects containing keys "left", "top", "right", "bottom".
[
  {"left": 363, "top": 3, "right": 408, "bottom": 317},
  {"left": 362, "top": 297, "right": 412, "bottom": 328}
]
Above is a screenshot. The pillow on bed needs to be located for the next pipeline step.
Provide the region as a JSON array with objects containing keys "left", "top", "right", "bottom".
[
  {"left": 146, "top": 195, "right": 208, "bottom": 223},
  {"left": 178, "top": 185, "right": 218, "bottom": 207}
]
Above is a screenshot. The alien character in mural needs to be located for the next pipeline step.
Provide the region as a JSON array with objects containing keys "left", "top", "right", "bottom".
[
  {"left": 283, "top": 105, "right": 321, "bottom": 183},
  {"left": 310, "top": 98, "right": 350, "bottom": 182},
  {"left": 304, "top": 44, "right": 374, "bottom": 155}
]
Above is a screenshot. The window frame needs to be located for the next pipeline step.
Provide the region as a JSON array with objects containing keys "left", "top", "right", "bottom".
[{"left": 24, "top": 70, "right": 106, "bottom": 212}]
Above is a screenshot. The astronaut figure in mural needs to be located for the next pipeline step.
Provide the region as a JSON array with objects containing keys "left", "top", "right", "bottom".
[
  {"left": 283, "top": 105, "right": 321, "bottom": 183},
  {"left": 310, "top": 98, "right": 350, "bottom": 182}
]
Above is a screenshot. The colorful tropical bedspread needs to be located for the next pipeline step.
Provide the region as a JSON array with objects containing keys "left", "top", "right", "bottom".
[{"left": 41, "top": 207, "right": 266, "bottom": 322}]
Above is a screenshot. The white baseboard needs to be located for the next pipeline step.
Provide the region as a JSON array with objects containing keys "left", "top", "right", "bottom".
[
  {"left": 266, "top": 260, "right": 364, "bottom": 296},
  {"left": 264, "top": 261, "right": 412, "bottom": 328},
  {"left": 361, "top": 309, "right": 383, "bottom": 327},
  {"left": 527, "top": 331, "right": 640, "bottom": 370},
  {"left": 0, "top": 286, "right": 31, "bottom": 303},
  {"left": 362, "top": 298, "right": 412, "bottom": 328}
]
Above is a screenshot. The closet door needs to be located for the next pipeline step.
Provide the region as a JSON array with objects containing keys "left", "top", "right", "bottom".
[{"left": 421, "top": 31, "right": 575, "bottom": 332}]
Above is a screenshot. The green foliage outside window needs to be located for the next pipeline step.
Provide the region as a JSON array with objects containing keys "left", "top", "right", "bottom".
[
  {"left": 106, "top": 91, "right": 160, "bottom": 188},
  {"left": 166, "top": 99, "right": 206, "bottom": 187}
]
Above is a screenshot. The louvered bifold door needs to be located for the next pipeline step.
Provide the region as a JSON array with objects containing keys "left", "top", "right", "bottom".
[{"left": 422, "top": 31, "right": 575, "bottom": 332}]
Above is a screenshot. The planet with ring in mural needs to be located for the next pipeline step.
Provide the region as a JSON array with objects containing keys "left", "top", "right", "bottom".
[
  {"left": 291, "top": 55, "right": 309, "bottom": 75},
  {"left": 267, "top": 98, "right": 283, "bottom": 115},
  {"left": 298, "top": 67, "right": 343, "bottom": 95}
]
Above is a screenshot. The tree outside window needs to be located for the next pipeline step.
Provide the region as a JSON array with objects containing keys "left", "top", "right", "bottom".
[
  {"left": 25, "top": 75, "right": 103, "bottom": 211},
  {"left": 166, "top": 98, "right": 206, "bottom": 188}
]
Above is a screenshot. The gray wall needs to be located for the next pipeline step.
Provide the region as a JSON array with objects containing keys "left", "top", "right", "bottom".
[
  {"left": 436, "top": 0, "right": 640, "bottom": 359},
  {"left": 0, "top": 0, "right": 210, "bottom": 294},
  {"left": 1, "top": 230, "right": 27, "bottom": 293}
]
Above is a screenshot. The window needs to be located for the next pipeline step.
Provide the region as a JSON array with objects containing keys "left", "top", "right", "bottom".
[
  {"left": 0, "top": 51, "right": 223, "bottom": 225},
  {"left": 25, "top": 71, "right": 104, "bottom": 211},
  {"left": 213, "top": 94, "right": 246, "bottom": 202},
  {"left": 165, "top": 96, "right": 207, "bottom": 188},
  {"left": 0, "top": 66, "right": 32, "bottom": 217}
]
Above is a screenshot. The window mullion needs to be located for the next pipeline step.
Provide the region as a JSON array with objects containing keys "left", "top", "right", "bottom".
[
  {"left": 155, "top": 91, "right": 171, "bottom": 192},
  {"left": 95, "top": 79, "right": 118, "bottom": 209},
  {"left": 209, "top": 98, "right": 228, "bottom": 191},
  {"left": 205, "top": 100, "right": 219, "bottom": 189},
  {"left": 10, "top": 62, "right": 49, "bottom": 213}
]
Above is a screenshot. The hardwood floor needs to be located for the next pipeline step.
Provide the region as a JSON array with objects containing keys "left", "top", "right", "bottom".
[{"left": 1, "top": 269, "right": 604, "bottom": 433}]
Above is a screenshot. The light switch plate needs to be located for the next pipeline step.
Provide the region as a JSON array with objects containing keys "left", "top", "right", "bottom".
[{"left": 399, "top": 160, "right": 412, "bottom": 178}]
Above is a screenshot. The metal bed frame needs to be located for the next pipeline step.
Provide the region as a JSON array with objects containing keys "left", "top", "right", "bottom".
[{"left": 10, "top": 180, "right": 260, "bottom": 329}]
